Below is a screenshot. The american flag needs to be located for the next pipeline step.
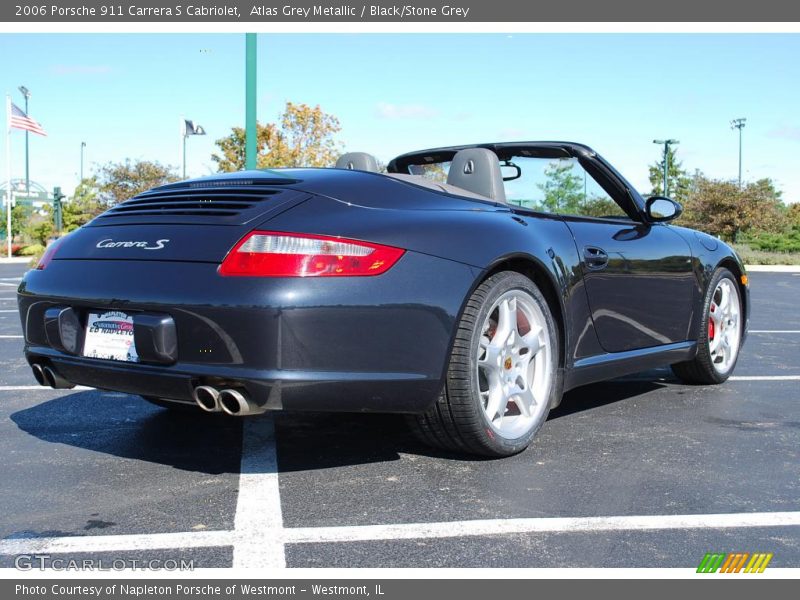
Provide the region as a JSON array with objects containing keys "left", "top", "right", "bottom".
[{"left": 10, "top": 102, "right": 47, "bottom": 136}]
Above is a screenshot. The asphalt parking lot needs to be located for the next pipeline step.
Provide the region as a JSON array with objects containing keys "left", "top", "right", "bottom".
[{"left": 0, "top": 262, "right": 798, "bottom": 569}]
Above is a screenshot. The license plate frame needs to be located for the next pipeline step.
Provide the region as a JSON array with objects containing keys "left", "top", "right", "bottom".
[{"left": 82, "top": 310, "right": 139, "bottom": 362}]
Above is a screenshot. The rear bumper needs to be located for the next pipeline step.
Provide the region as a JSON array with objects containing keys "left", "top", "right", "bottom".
[
  {"left": 18, "top": 253, "right": 477, "bottom": 413},
  {"left": 25, "top": 349, "right": 442, "bottom": 413}
]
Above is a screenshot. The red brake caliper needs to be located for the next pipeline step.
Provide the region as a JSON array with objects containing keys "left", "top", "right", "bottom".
[{"left": 708, "top": 304, "right": 716, "bottom": 340}]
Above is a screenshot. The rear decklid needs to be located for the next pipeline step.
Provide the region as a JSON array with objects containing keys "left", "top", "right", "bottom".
[
  {"left": 52, "top": 166, "right": 501, "bottom": 264},
  {"left": 55, "top": 175, "right": 309, "bottom": 263}
]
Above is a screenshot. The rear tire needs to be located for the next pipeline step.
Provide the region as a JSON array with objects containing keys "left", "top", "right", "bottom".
[
  {"left": 671, "top": 267, "right": 743, "bottom": 384},
  {"left": 408, "top": 271, "right": 561, "bottom": 457}
]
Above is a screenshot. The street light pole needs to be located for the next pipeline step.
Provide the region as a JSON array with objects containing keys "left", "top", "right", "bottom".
[
  {"left": 5, "top": 94, "right": 11, "bottom": 259},
  {"left": 652, "top": 139, "right": 679, "bottom": 197},
  {"left": 245, "top": 33, "right": 257, "bottom": 170},
  {"left": 730, "top": 118, "right": 746, "bottom": 188},
  {"left": 182, "top": 131, "right": 187, "bottom": 179},
  {"left": 18, "top": 86, "right": 30, "bottom": 197},
  {"left": 80, "top": 142, "right": 86, "bottom": 182}
]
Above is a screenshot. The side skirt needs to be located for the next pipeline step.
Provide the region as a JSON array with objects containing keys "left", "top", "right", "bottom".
[{"left": 564, "top": 341, "right": 697, "bottom": 392}]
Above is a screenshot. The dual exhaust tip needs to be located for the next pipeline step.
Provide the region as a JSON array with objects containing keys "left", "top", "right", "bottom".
[
  {"left": 31, "top": 363, "right": 74, "bottom": 389},
  {"left": 30, "top": 364, "right": 258, "bottom": 416},
  {"left": 193, "top": 385, "right": 261, "bottom": 416}
]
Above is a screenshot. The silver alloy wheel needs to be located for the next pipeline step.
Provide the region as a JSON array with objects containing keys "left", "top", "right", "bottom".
[
  {"left": 477, "top": 289, "right": 553, "bottom": 439},
  {"left": 708, "top": 278, "right": 742, "bottom": 373}
]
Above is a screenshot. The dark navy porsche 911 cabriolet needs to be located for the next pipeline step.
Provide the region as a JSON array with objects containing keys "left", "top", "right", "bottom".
[{"left": 17, "top": 142, "right": 749, "bottom": 456}]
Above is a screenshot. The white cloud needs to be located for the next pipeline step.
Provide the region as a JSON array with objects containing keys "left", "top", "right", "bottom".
[
  {"left": 375, "top": 102, "right": 439, "bottom": 120},
  {"left": 49, "top": 64, "right": 113, "bottom": 76},
  {"left": 767, "top": 125, "right": 800, "bottom": 142},
  {"left": 497, "top": 128, "right": 526, "bottom": 140}
]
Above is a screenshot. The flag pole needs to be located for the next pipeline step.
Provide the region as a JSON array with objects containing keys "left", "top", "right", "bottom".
[
  {"left": 5, "top": 94, "right": 12, "bottom": 259},
  {"left": 180, "top": 116, "right": 186, "bottom": 179}
]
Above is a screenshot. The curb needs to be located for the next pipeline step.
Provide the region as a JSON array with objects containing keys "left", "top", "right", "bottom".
[
  {"left": 745, "top": 265, "right": 800, "bottom": 273},
  {"left": 0, "top": 257, "right": 32, "bottom": 265}
]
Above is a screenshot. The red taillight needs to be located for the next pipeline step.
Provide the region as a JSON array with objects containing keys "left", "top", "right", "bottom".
[
  {"left": 36, "top": 237, "right": 66, "bottom": 270},
  {"left": 218, "top": 231, "right": 405, "bottom": 277}
]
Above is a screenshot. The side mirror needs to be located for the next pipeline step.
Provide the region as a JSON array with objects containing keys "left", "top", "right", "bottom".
[{"left": 645, "top": 196, "right": 683, "bottom": 222}]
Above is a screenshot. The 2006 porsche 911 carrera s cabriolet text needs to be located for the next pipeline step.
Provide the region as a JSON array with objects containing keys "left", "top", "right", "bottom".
[{"left": 16, "top": 142, "right": 749, "bottom": 456}]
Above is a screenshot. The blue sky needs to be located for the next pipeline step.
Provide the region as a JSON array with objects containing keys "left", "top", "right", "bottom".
[{"left": 1, "top": 33, "right": 799, "bottom": 201}]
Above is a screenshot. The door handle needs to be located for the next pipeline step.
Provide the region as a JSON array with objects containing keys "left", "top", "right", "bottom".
[{"left": 583, "top": 246, "right": 609, "bottom": 270}]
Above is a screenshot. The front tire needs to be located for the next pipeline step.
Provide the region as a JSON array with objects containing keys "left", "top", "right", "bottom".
[
  {"left": 408, "top": 271, "right": 561, "bottom": 457},
  {"left": 672, "top": 267, "right": 743, "bottom": 384}
]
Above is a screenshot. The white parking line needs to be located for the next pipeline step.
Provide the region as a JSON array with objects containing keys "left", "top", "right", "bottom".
[
  {"left": 2, "top": 510, "right": 798, "bottom": 558},
  {"left": 0, "top": 282, "right": 19, "bottom": 287},
  {"left": 233, "top": 418, "right": 286, "bottom": 568},
  {"left": 0, "top": 385, "right": 93, "bottom": 391},
  {"left": 0, "top": 530, "right": 233, "bottom": 555},
  {"left": 0, "top": 335, "right": 22, "bottom": 339},
  {"left": 750, "top": 330, "right": 800, "bottom": 333},
  {"left": 281, "top": 511, "right": 800, "bottom": 544},
  {"left": 0, "top": 310, "right": 18, "bottom": 313},
  {"left": 616, "top": 375, "right": 800, "bottom": 383},
  {"left": 729, "top": 376, "right": 800, "bottom": 381}
]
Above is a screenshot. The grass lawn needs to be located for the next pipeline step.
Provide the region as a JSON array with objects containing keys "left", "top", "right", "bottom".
[{"left": 733, "top": 244, "right": 800, "bottom": 266}]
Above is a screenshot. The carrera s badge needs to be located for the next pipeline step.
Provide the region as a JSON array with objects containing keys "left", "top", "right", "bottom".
[{"left": 96, "top": 239, "right": 170, "bottom": 250}]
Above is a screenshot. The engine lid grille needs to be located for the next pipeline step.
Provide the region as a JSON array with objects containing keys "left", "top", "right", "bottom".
[{"left": 92, "top": 185, "right": 302, "bottom": 226}]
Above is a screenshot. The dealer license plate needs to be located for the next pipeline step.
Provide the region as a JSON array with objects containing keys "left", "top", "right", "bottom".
[{"left": 82, "top": 311, "right": 139, "bottom": 362}]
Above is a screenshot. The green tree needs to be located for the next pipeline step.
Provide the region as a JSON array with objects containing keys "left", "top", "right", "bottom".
[
  {"left": 15, "top": 202, "right": 54, "bottom": 246},
  {"left": 536, "top": 160, "right": 585, "bottom": 213},
  {"left": 787, "top": 202, "right": 800, "bottom": 228},
  {"left": 212, "top": 102, "right": 342, "bottom": 171},
  {"left": 580, "top": 196, "right": 624, "bottom": 218},
  {"left": 649, "top": 146, "right": 691, "bottom": 202},
  {"left": 8, "top": 203, "right": 32, "bottom": 239},
  {"left": 96, "top": 160, "right": 179, "bottom": 207},
  {"left": 749, "top": 177, "right": 783, "bottom": 203},
  {"left": 63, "top": 178, "right": 105, "bottom": 232},
  {"left": 743, "top": 178, "right": 788, "bottom": 233},
  {"left": 741, "top": 228, "right": 800, "bottom": 253},
  {"left": 680, "top": 176, "right": 787, "bottom": 241},
  {"left": 2, "top": 201, "right": 54, "bottom": 244},
  {"left": 26, "top": 219, "right": 55, "bottom": 246},
  {"left": 0, "top": 205, "right": 9, "bottom": 240}
]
